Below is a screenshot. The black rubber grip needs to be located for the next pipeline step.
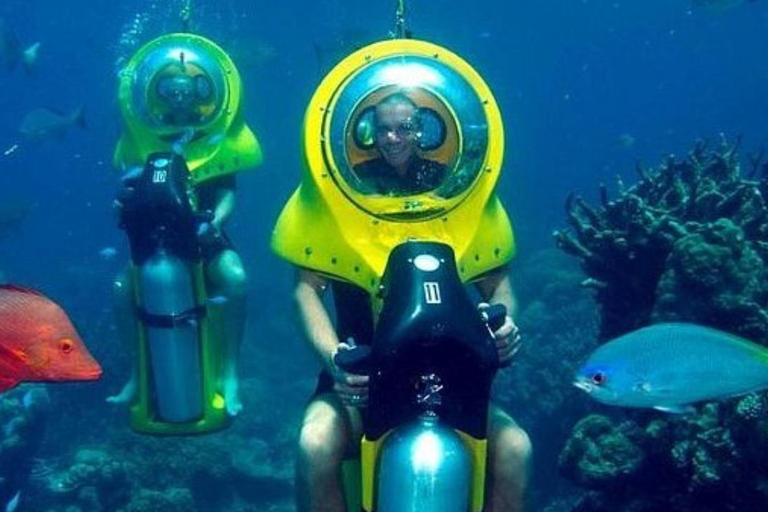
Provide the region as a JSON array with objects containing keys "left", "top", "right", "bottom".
[
  {"left": 485, "top": 304, "right": 508, "bottom": 332},
  {"left": 334, "top": 346, "right": 372, "bottom": 375}
]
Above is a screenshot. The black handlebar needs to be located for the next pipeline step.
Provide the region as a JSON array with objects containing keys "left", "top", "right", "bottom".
[
  {"left": 334, "top": 303, "right": 509, "bottom": 375},
  {"left": 334, "top": 345, "right": 372, "bottom": 375},
  {"left": 483, "top": 303, "right": 508, "bottom": 333}
]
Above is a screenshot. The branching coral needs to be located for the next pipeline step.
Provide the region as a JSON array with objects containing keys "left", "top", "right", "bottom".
[{"left": 554, "top": 136, "right": 768, "bottom": 341}]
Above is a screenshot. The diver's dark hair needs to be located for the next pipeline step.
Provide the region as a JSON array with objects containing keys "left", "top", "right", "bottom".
[
  {"left": 376, "top": 92, "right": 421, "bottom": 130},
  {"left": 377, "top": 91, "right": 418, "bottom": 111}
]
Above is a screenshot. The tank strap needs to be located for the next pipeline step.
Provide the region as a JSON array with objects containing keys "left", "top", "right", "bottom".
[{"left": 137, "top": 305, "right": 207, "bottom": 329}]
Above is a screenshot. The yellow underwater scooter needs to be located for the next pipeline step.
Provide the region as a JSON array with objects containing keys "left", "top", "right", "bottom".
[
  {"left": 114, "top": 28, "right": 261, "bottom": 435},
  {"left": 271, "top": 0, "right": 515, "bottom": 507}
]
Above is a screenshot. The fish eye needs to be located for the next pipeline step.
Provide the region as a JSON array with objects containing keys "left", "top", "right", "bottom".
[
  {"left": 591, "top": 371, "right": 607, "bottom": 385},
  {"left": 60, "top": 338, "right": 74, "bottom": 354}
]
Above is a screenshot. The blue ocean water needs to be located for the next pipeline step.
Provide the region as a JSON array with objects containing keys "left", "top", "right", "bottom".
[{"left": 0, "top": 0, "right": 766, "bottom": 511}]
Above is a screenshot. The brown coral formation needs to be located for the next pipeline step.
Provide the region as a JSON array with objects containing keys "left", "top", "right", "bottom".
[{"left": 554, "top": 136, "right": 768, "bottom": 342}]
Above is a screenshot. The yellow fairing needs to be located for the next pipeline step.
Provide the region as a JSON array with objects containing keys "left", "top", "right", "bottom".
[
  {"left": 458, "top": 431, "right": 489, "bottom": 512},
  {"left": 114, "top": 33, "right": 262, "bottom": 183},
  {"left": 272, "top": 39, "right": 514, "bottom": 291}
]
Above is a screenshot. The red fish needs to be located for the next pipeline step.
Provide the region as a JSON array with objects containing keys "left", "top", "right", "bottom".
[{"left": 0, "top": 285, "right": 101, "bottom": 392}]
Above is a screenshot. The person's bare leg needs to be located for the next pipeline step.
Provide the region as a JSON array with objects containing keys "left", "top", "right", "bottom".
[
  {"left": 206, "top": 249, "right": 248, "bottom": 416},
  {"left": 106, "top": 272, "right": 138, "bottom": 404},
  {"left": 296, "top": 393, "right": 362, "bottom": 512},
  {"left": 485, "top": 405, "right": 532, "bottom": 512}
]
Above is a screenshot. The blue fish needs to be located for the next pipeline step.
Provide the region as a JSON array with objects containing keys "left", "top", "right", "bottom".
[
  {"left": 0, "top": 19, "right": 39, "bottom": 73},
  {"left": 574, "top": 323, "right": 768, "bottom": 413},
  {"left": 207, "top": 295, "right": 228, "bottom": 306},
  {"left": 5, "top": 490, "right": 20, "bottom": 512},
  {"left": 21, "top": 386, "right": 49, "bottom": 410}
]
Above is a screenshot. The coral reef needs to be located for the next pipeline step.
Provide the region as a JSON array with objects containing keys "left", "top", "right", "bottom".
[
  {"left": 23, "top": 375, "right": 301, "bottom": 512},
  {"left": 558, "top": 415, "right": 644, "bottom": 489},
  {"left": 553, "top": 138, "right": 768, "bottom": 511},
  {"left": 0, "top": 385, "right": 50, "bottom": 507},
  {"left": 40, "top": 448, "right": 129, "bottom": 511},
  {"left": 554, "top": 136, "right": 768, "bottom": 341}
]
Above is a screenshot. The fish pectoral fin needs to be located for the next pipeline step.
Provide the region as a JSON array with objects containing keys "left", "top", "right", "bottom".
[
  {"left": 0, "top": 376, "right": 20, "bottom": 394},
  {"left": 11, "top": 348, "right": 29, "bottom": 364},
  {"left": 653, "top": 404, "right": 696, "bottom": 414},
  {"left": 635, "top": 381, "right": 676, "bottom": 395},
  {"left": 0, "top": 343, "right": 29, "bottom": 365}
]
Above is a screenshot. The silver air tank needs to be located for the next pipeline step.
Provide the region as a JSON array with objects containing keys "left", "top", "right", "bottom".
[
  {"left": 376, "top": 413, "right": 471, "bottom": 512},
  {"left": 139, "top": 249, "right": 203, "bottom": 422}
]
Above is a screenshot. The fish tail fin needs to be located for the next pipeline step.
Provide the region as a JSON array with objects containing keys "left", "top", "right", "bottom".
[
  {"left": 71, "top": 106, "right": 87, "bottom": 130},
  {"left": 22, "top": 42, "right": 40, "bottom": 74}
]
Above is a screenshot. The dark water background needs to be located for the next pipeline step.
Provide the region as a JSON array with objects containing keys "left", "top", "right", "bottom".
[{"left": 0, "top": 0, "right": 766, "bottom": 510}]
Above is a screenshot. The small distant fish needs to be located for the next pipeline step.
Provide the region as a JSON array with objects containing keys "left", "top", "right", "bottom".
[
  {"left": 4, "top": 490, "right": 20, "bottom": 512},
  {"left": 616, "top": 133, "right": 636, "bottom": 149},
  {"left": 197, "top": 222, "right": 212, "bottom": 237},
  {"left": 0, "top": 201, "right": 34, "bottom": 241},
  {"left": 0, "top": 285, "right": 102, "bottom": 394},
  {"left": 207, "top": 295, "right": 228, "bottom": 306},
  {"left": 22, "top": 388, "right": 33, "bottom": 408},
  {"left": 22, "top": 386, "right": 49, "bottom": 410},
  {"left": 0, "top": 19, "right": 39, "bottom": 73},
  {"left": 692, "top": 0, "right": 759, "bottom": 12},
  {"left": 19, "top": 106, "right": 86, "bottom": 140},
  {"left": 574, "top": 323, "right": 768, "bottom": 413},
  {"left": 120, "top": 166, "right": 143, "bottom": 183},
  {"left": 98, "top": 247, "right": 117, "bottom": 260},
  {"left": 3, "top": 144, "right": 18, "bottom": 156},
  {"left": 229, "top": 39, "right": 278, "bottom": 69}
]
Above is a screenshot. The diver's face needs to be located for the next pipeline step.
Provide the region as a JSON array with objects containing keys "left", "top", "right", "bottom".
[
  {"left": 160, "top": 75, "right": 197, "bottom": 111},
  {"left": 375, "top": 102, "right": 418, "bottom": 170}
]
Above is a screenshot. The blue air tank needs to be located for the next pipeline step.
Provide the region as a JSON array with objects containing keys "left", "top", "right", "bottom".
[
  {"left": 376, "top": 414, "right": 471, "bottom": 512},
  {"left": 139, "top": 249, "right": 203, "bottom": 422}
]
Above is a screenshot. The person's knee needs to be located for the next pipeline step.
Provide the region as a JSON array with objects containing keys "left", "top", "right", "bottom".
[
  {"left": 495, "top": 425, "right": 532, "bottom": 471},
  {"left": 224, "top": 257, "right": 248, "bottom": 293},
  {"left": 298, "top": 413, "right": 347, "bottom": 467},
  {"left": 489, "top": 409, "right": 532, "bottom": 474},
  {"left": 209, "top": 251, "right": 248, "bottom": 298}
]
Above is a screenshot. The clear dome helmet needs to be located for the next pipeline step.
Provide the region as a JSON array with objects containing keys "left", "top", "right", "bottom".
[
  {"left": 130, "top": 41, "right": 227, "bottom": 134},
  {"left": 326, "top": 54, "right": 491, "bottom": 221},
  {"left": 115, "top": 33, "right": 263, "bottom": 182}
]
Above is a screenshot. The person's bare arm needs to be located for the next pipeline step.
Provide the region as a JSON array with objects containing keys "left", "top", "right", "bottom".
[
  {"left": 292, "top": 268, "right": 369, "bottom": 404},
  {"left": 476, "top": 265, "right": 517, "bottom": 315},
  {"left": 293, "top": 268, "right": 340, "bottom": 370},
  {"left": 210, "top": 187, "right": 235, "bottom": 229}
]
